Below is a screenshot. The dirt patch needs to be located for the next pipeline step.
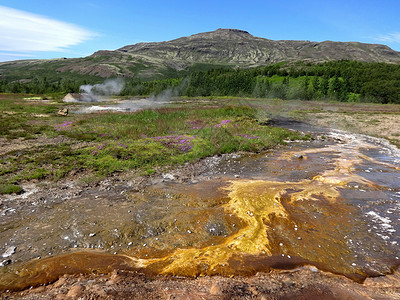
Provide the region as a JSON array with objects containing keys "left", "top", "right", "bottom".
[
  {"left": 0, "top": 136, "right": 71, "bottom": 156},
  {"left": 0, "top": 135, "right": 96, "bottom": 156},
  {"left": 7, "top": 267, "right": 400, "bottom": 299},
  {"left": 309, "top": 112, "right": 400, "bottom": 143}
]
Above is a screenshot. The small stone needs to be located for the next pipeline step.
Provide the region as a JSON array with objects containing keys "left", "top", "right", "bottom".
[
  {"left": 31, "top": 286, "right": 46, "bottom": 293},
  {"left": 0, "top": 259, "right": 11, "bottom": 267},
  {"left": 2, "top": 246, "right": 16, "bottom": 258},
  {"left": 234, "top": 174, "right": 240, "bottom": 178},
  {"left": 57, "top": 108, "right": 69, "bottom": 116},
  {"left": 66, "top": 285, "right": 84, "bottom": 298},
  {"left": 162, "top": 173, "right": 175, "bottom": 180},
  {"left": 308, "top": 266, "right": 319, "bottom": 272},
  {"left": 210, "top": 282, "right": 222, "bottom": 295},
  {"left": 283, "top": 278, "right": 295, "bottom": 287},
  {"left": 91, "top": 285, "right": 107, "bottom": 297},
  {"left": 53, "top": 277, "right": 67, "bottom": 288},
  {"left": 106, "top": 270, "right": 122, "bottom": 285}
]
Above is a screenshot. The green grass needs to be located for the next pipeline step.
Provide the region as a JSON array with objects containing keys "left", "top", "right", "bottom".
[
  {"left": 0, "top": 96, "right": 59, "bottom": 139},
  {"left": 0, "top": 184, "right": 22, "bottom": 194},
  {"left": 0, "top": 95, "right": 309, "bottom": 193}
]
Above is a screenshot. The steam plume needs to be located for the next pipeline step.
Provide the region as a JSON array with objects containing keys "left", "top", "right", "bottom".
[
  {"left": 149, "top": 78, "right": 188, "bottom": 102},
  {"left": 79, "top": 78, "right": 125, "bottom": 102}
]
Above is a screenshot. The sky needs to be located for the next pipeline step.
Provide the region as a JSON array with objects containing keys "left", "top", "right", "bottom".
[{"left": 0, "top": 0, "right": 399, "bottom": 62}]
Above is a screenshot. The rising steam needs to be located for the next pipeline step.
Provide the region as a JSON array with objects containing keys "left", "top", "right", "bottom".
[
  {"left": 79, "top": 78, "right": 125, "bottom": 102},
  {"left": 148, "top": 77, "right": 189, "bottom": 102}
]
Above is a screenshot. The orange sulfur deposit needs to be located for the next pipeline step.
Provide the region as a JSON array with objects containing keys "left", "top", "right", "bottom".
[{"left": 2, "top": 132, "right": 400, "bottom": 291}]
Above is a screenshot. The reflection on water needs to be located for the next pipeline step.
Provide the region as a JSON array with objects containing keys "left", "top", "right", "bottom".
[{"left": 1, "top": 129, "right": 400, "bottom": 291}]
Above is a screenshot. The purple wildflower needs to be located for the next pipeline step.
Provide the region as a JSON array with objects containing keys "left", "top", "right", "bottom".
[
  {"left": 214, "top": 120, "right": 231, "bottom": 128},
  {"left": 55, "top": 121, "right": 73, "bottom": 131},
  {"left": 150, "top": 135, "right": 195, "bottom": 153},
  {"left": 117, "top": 142, "right": 128, "bottom": 148}
]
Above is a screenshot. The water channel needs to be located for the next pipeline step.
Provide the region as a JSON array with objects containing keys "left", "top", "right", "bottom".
[{"left": 1, "top": 121, "right": 400, "bottom": 291}]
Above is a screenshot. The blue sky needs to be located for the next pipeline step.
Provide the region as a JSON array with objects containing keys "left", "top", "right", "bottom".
[{"left": 0, "top": 0, "right": 399, "bottom": 62}]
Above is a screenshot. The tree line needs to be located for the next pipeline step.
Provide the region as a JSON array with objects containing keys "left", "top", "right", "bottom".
[
  {"left": 0, "top": 77, "right": 89, "bottom": 95},
  {"left": 1, "top": 60, "right": 400, "bottom": 104},
  {"left": 121, "top": 60, "right": 400, "bottom": 104}
]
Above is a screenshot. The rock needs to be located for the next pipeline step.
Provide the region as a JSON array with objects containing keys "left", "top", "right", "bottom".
[
  {"left": 0, "top": 259, "right": 11, "bottom": 266},
  {"left": 57, "top": 108, "right": 69, "bottom": 116},
  {"left": 2, "top": 246, "right": 16, "bottom": 258},
  {"left": 210, "top": 282, "right": 223, "bottom": 295},
  {"left": 66, "top": 284, "right": 85, "bottom": 298},
  {"left": 283, "top": 278, "right": 295, "bottom": 287},
  {"left": 162, "top": 173, "right": 175, "bottom": 181},
  {"left": 53, "top": 277, "right": 67, "bottom": 288},
  {"left": 106, "top": 270, "right": 122, "bottom": 285},
  {"left": 31, "top": 286, "right": 46, "bottom": 293},
  {"left": 293, "top": 154, "right": 304, "bottom": 159},
  {"left": 91, "top": 285, "right": 108, "bottom": 297}
]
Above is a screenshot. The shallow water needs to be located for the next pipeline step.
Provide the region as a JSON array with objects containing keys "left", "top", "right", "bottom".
[
  {"left": 72, "top": 98, "right": 169, "bottom": 113},
  {"left": 1, "top": 124, "right": 400, "bottom": 290}
]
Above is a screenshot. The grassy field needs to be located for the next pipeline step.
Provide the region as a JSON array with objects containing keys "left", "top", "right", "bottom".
[
  {"left": 5, "top": 94, "right": 398, "bottom": 195},
  {"left": 0, "top": 95, "right": 309, "bottom": 194}
]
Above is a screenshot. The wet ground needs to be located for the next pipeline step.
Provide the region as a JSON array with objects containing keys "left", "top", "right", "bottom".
[
  {"left": 1, "top": 118, "right": 400, "bottom": 298},
  {"left": 71, "top": 98, "right": 171, "bottom": 114}
]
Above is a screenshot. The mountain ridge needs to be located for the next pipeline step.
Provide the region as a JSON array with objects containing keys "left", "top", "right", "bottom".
[
  {"left": 1, "top": 28, "right": 400, "bottom": 81},
  {"left": 116, "top": 28, "right": 400, "bottom": 66}
]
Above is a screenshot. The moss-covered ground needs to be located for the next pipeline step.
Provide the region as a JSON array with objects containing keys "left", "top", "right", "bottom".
[{"left": 0, "top": 95, "right": 309, "bottom": 194}]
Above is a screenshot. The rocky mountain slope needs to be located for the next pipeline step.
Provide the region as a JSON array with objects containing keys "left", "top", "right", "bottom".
[
  {"left": 119, "top": 28, "right": 400, "bottom": 66},
  {"left": 1, "top": 28, "right": 400, "bottom": 81}
]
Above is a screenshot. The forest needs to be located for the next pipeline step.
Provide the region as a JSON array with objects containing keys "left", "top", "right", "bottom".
[{"left": 1, "top": 60, "right": 400, "bottom": 104}]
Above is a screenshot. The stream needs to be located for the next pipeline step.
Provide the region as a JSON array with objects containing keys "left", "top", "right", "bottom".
[{"left": 1, "top": 121, "right": 400, "bottom": 291}]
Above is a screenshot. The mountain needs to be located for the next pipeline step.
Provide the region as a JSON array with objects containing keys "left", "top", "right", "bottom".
[
  {"left": 118, "top": 28, "right": 400, "bottom": 66},
  {"left": 1, "top": 28, "right": 400, "bottom": 81}
]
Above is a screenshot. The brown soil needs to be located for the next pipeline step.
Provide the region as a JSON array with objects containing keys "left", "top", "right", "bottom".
[
  {"left": 310, "top": 112, "right": 400, "bottom": 143},
  {"left": 7, "top": 267, "right": 400, "bottom": 299},
  {"left": 291, "top": 101, "right": 400, "bottom": 144}
]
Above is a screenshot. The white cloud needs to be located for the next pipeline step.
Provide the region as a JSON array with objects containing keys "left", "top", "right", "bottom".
[
  {"left": 0, "top": 5, "right": 95, "bottom": 53},
  {"left": 375, "top": 32, "right": 400, "bottom": 44},
  {"left": 0, "top": 52, "right": 34, "bottom": 58}
]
